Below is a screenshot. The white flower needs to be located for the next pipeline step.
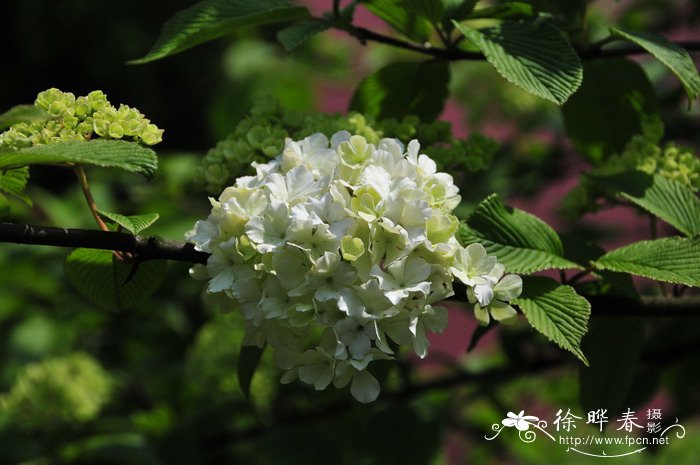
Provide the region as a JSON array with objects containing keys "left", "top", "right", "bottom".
[
  {"left": 468, "top": 266, "right": 523, "bottom": 326},
  {"left": 245, "top": 201, "right": 290, "bottom": 253},
  {"left": 370, "top": 256, "right": 432, "bottom": 305},
  {"left": 450, "top": 243, "right": 498, "bottom": 287}
]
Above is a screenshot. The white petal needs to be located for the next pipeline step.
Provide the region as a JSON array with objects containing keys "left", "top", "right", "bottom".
[
  {"left": 494, "top": 274, "right": 523, "bottom": 301},
  {"left": 350, "top": 371, "right": 380, "bottom": 403}
]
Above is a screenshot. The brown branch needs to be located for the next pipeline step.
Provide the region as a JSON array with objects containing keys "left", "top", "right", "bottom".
[
  {"left": 0, "top": 222, "right": 208, "bottom": 264},
  {"left": 1, "top": 222, "right": 699, "bottom": 315},
  {"left": 341, "top": 25, "right": 700, "bottom": 61}
]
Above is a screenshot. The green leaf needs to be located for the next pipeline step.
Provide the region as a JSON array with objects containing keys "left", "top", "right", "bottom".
[
  {"left": 0, "top": 140, "right": 158, "bottom": 179},
  {"left": 560, "top": 233, "right": 638, "bottom": 299},
  {"left": 441, "top": 0, "right": 477, "bottom": 31},
  {"left": 514, "top": 276, "right": 591, "bottom": 364},
  {"left": 466, "top": 2, "right": 533, "bottom": 20},
  {"left": 238, "top": 344, "right": 265, "bottom": 402},
  {"left": 64, "top": 249, "right": 167, "bottom": 311},
  {"left": 562, "top": 58, "right": 659, "bottom": 164},
  {"left": 130, "top": 0, "right": 310, "bottom": 64},
  {"left": 610, "top": 27, "right": 700, "bottom": 103},
  {"left": 97, "top": 211, "right": 160, "bottom": 235},
  {"left": 594, "top": 237, "right": 700, "bottom": 287},
  {"left": 0, "top": 105, "right": 52, "bottom": 130},
  {"left": 453, "top": 18, "right": 582, "bottom": 104},
  {"left": 579, "top": 317, "right": 645, "bottom": 422},
  {"left": 590, "top": 171, "right": 700, "bottom": 237},
  {"left": 362, "top": 0, "right": 433, "bottom": 42},
  {"left": 0, "top": 167, "right": 32, "bottom": 206},
  {"left": 459, "top": 194, "right": 583, "bottom": 273},
  {"left": 350, "top": 60, "right": 450, "bottom": 122},
  {"left": 276, "top": 20, "right": 329, "bottom": 52}
]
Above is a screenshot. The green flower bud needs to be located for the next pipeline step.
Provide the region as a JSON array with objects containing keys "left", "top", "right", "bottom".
[
  {"left": 73, "top": 96, "right": 92, "bottom": 117},
  {"left": 87, "top": 90, "right": 109, "bottom": 111},
  {"left": 93, "top": 117, "right": 110, "bottom": 137},
  {"left": 108, "top": 122, "right": 124, "bottom": 138},
  {"left": 140, "top": 123, "right": 164, "bottom": 145}
]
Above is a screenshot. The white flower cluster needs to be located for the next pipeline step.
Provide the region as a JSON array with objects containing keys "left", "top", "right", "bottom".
[{"left": 186, "top": 131, "right": 522, "bottom": 402}]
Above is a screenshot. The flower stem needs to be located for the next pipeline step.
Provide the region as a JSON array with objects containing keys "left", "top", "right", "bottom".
[{"left": 74, "top": 165, "right": 124, "bottom": 260}]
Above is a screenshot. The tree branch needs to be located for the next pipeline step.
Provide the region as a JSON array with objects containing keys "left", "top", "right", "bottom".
[
  {"left": 0, "top": 222, "right": 208, "bottom": 264},
  {"left": 1, "top": 222, "right": 699, "bottom": 316},
  {"left": 341, "top": 25, "right": 700, "bottom": 61}
]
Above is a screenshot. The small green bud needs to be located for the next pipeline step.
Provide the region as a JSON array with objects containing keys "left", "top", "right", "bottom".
[
  {"left": 87, "top": 90, "right": 109, "bottom": 111},
  {"left": 108, "top": 122, "right": 124, "bottom": 138},
  {"left": 140, "top": 123, "right": 163, "bottom": 145},
  {"left": 93, "top": 118, "right": 110, "bottom": 137},
  {"left": 73, "top": 97, "right": 92, "bottom": 117}
]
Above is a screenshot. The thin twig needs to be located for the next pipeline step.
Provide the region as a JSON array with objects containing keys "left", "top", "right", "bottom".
[
  {"left": 74, "top": 166, "right": 109, "bottom": 232},
  {"left": 74, "top": 165, "right": 126, "bottom": 260},
  {"left": 338, "top": 24, "right": 700, "bottom": 61}
]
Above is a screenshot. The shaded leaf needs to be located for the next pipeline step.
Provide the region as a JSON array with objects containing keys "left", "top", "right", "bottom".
[
  {"left": 441, "top": 0, "right": 477, "bottom": 32},
  {"left": 276, "top": 20, "right": 329, "bottom": 52},
  {"left": 238, "top": 344, "right": 265, "bottom": 402},
  {"left": 0, "top": 105, "right": 52, "bottom": 130},
  {"left": 611, "top": 27, "right": 700, "bottom": 103},
  {"left": 0, "top": 140, "right": 158, "bottom": 179},
  {"left": 580, "top": 317, "right": 645, "bottom": 422},
  {"left": 590, "top": 170, "right": 700, "bottom": 237},
  {"left": 466, "top": 2, "right": 533, "bottom": 20},
  {"left": 459, "top": 194, "right": 582, "bottom": 273},
  {"left": 97, "top": 210, "right": 160, "bottom": 235},
  {"left": 562, "top": 58, "right": 659, "bottom": 164},
  {"left": 64, "top": 248, "right": 167, "bottom": 311},
  {"left": 514, "top": 276, "right": 591, "bottom": 364},
  {"left": 453, "top": 18, "right": 582, "bottom": 104},
  {"left": 362, "top": 0, "right": 433, "bottom": 42},
  {"left": 350, "top": 60, "right": 450, "bottom": 122},
  {"left": 594, "top": 238, "right": 700, "bottom": 287},
  {"left": 131, "top": 0, "right": 310, "bottom": 64},
  {"left": 0, "top": 167, "right": 31, "bottom": 206}
]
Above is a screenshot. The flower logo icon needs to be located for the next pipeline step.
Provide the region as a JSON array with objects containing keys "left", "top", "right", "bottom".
[{"left": 502, "top": 411, "right": 540, "bottom": 431}]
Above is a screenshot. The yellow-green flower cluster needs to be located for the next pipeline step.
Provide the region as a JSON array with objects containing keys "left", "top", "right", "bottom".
[
  {"left": 0, "top": 353, "right": 113, "bottom": 430},
  {"left": 610, "top": 135, "right": 700, "bottom": 191},
  {"left": 194, "top": 98, "right": 496, "bottom": 194},
  {"left": 562, "top": 135, "right": 700, "bottom": 218},
  {"left": 0, "top": 88, "right": 163, "bottom": 149}
]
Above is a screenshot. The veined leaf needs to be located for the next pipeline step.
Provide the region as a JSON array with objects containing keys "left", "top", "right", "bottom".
[
  {"left": 610, "top": 27, "right": 700, "bottom": 103},
  {"left": 0, "top": 140, "right": 158, "bottom": 179},
  {"left": 562, "top": 59, "right": 660, "bottom": 164},
  {"left": 514, "top": 276, "right": 590, "bottom": 364},
  {"left": 453, "top": 18, "right": 582, "bottom": 104},
  {"left": 459, "top": 194, "right": 582, "bottom": 273},
  {"left": 64, "top": 248, "right": 167, "bottom": 311},
  {"left": 350, "top": 60, "right": 450, "bottom": 122},
  {"left": 590, "top": 171, "right": 700, "bottom": 237},
  {"left": 0, "top": 105, "right": 52, "bottom": 130},
  {"left": 130, "top": 0, "right": 310, "bottom": 64},
  {"left": 276, "top": 20, "right": 329, "bottom": 52},
  {"left": 362, "top": 0, "right": 433, "bottom": 42},
  {"left": 97, "top": 211, "right": 160, "bottom": 235},
  {"left": 0, "top": 167, "right": 32, "bottom": 206},
  {"left": 594, "top": 237, "right": 700, "bottom": 287},
  {"left": 441, "top": 0, "right": 477, "bottom": 32},
  {"left": 238, "top": 344, "right": 265, "bottom": 402}
]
